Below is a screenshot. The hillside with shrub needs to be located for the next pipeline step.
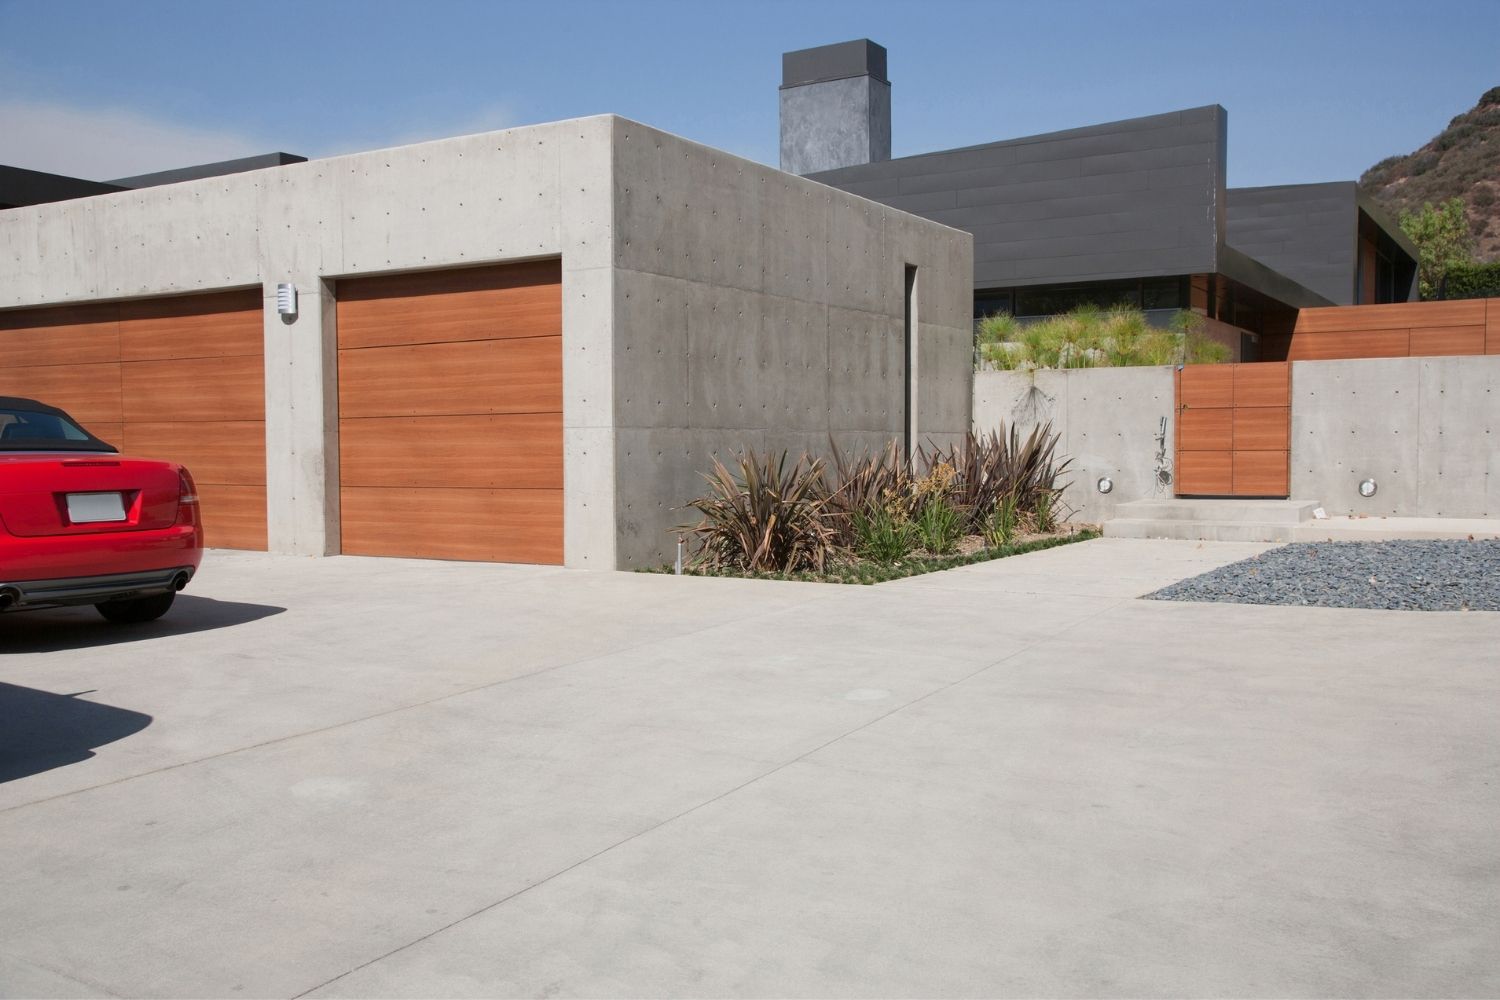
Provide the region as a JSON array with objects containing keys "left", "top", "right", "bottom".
[{"left": 1361, "top": 87, "right": 1500, "bottom": 262}]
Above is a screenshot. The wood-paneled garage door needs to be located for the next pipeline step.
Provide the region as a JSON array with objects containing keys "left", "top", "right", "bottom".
[
  {"left": 336, "top": 260, "right": 563, "bottom": 563},
  {"left": 0, "top": 291, "right": 268, "bottom": 549}
]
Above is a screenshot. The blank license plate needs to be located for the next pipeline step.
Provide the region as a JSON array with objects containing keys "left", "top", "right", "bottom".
[{"left": 66, "top": 492, "right": 127, "bottom": 523}]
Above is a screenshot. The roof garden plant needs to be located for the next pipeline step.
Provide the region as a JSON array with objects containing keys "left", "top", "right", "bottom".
[{"left": 975, "top": 304, "right": 1230, "bottom": 371}]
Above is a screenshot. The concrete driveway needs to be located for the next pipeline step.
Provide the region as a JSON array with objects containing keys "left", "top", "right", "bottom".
[{"left": 1, "top": 539, "right": 1496, "bottom": 998}]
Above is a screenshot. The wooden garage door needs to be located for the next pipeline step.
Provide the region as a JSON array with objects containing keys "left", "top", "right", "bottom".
[
  {"left": 0, "top": 291, "right": 268, "bottom": 549},
  {"left": 336, "top": 261, "right": 563, "bottom": 563}
]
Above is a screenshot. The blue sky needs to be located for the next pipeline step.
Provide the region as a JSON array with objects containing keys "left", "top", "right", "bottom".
[{"left": 1, "top": 0, "right": 1495, "bottom": 186}]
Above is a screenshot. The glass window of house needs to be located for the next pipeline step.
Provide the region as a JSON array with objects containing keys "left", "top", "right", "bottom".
[
  {"left": 1141, "top": 277, "right": 1185, "bottom": 310},
  {"left": 973, "top": 292, "right": 1012, "bottom": 318}
]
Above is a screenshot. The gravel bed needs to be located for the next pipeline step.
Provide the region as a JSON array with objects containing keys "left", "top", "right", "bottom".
[{"left": 1146, "top": 539, "right": 1500, "bottom": 611}]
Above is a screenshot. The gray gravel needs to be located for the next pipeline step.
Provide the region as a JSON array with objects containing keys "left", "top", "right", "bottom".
[{"left": 1147, "top": 539, "right": 1500, "bottom": 611}]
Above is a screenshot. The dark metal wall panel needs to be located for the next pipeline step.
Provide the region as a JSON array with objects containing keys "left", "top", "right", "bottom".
[
  {"left": 1226, "top": 182, "right": 1357, "bottom": 305},
  {"left": 108, "top": 152, "right": 307, "bottom": 189},
  {"left": 809, "top": 106, "right": 1226, "bottom": 289},
  {"left": 0, "top": 164, "right": 124, "bottom": 209}
]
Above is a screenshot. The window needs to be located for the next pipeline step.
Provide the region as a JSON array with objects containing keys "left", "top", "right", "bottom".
[
  {"left": 1376, "top": 251, "right": 1396, "bottom": 303},
  {"left": 973, "top": 291, "right": 1012, "bottom": 319},
  {"left": 0, "top": 405, "right": 113, "bottom": 452},
  {"left": 975, "top": 278, "right": 1188, "bottom": 322},
  {"left": 1142, "top": 277, "right": 1187, "bottom": 310}
]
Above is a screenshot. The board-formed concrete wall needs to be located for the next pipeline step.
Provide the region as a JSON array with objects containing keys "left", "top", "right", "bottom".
[
  {"left": 972, "top": 367, "right": 1175, "bottom": 523},
  {"left": 1291, "top": 356, "right": 1500, "bottom": 517},
  {"left": 610, "top": 119, "right": 973, "bottom": 567},
  {"left": 1, "top": 114, "right": 974, "bottom": 569}
]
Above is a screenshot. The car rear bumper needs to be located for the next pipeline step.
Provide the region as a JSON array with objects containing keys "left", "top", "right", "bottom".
[
  {"left": 0, "top": 523, "right": 202, "bottom": 583},
  {"left": 0, "top": 565, "right": 195, "bottom": 611}
]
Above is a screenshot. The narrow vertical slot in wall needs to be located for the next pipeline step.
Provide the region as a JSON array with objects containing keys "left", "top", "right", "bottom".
[{"left": 904, "top": 264, "right": 918, "bottom": 463}]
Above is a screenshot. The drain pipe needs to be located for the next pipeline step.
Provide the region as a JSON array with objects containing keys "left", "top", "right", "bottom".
[{"left": 675, "top": 535, "right": 684, "bottom": 576}]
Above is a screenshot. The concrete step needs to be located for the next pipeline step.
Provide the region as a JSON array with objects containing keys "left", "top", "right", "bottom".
[
  {"left": 1103, "top": 518, "right": 1297, "bottom": 543},
  {"left": 1110, "top": 498, "right": 1321, "bottom": 524}
]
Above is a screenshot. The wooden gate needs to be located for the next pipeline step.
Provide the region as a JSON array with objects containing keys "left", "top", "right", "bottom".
[{"left": 1175, "top": 362, "right": 1291, "bottom": 497}]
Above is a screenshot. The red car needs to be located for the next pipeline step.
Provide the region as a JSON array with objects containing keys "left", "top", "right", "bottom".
[{"left": 0, "top": 396, "right": 202, "bottom": 623}]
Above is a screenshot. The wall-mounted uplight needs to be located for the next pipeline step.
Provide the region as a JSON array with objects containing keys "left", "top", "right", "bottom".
[
  {"left": 1096, "top": 476, "right": 1114, "bottom": 494},
  {"left": 1358, "top": 478, "right": 1378, "bottom": 498},
  {"left": 276, "top": 282, "right": 298, "bottom": 317}
]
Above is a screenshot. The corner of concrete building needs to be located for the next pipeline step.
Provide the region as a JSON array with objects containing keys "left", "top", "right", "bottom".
[
  {"left": 605, "top": 118, "right": 974, "bottom": 569},
  {"left": 559, "top": 115, "right": 620, "bottom": 571}
]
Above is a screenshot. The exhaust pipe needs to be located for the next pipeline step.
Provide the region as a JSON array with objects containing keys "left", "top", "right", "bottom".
[
  {"left": 0, "top": 587, "right": 20, "bottom": 610},
  {"left": 172, "top": 572, "right": 191, "bottom": 592}
]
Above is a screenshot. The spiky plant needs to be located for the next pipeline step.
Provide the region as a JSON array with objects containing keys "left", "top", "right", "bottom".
[
  {"left": 984, "top": 491, "right": 1020, "bottom": 548},
  {"left": 914, "top": 494, "right": 964, "bottom": 555},
  {"left": 852, "top": 504, "right": 916, "bottom": 564},
  {"left": 681, "top": 450, "right": 837, "bottom": 573},
  {"left": 918, "top": 423, "right": 1071, "bottom": 533},
  {"left": 825, "top": 438, "right": 913, "bottom": 546}
]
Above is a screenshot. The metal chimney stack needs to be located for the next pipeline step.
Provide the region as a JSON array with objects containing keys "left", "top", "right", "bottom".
[{"left": 779, "top": 39, "right": 891, "bottom": 175}]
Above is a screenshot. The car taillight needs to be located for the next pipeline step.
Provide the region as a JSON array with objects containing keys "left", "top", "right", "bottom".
[{"left": 176, "top": 467, "right": 199, "bottom": 526}]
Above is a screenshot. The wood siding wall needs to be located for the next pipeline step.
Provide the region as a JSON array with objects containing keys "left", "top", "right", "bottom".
[
  {"left": 335, "top": 260, "right": 564, "bottom": 564},
  {"left": 1287, "top": 298, "right": 1500, "bottom": 361},
  {"left": 0, "top": 291, "right": 268, "bottom": 549}
]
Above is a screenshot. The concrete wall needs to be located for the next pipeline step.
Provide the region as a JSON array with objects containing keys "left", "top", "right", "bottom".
[
  {"left": 972, "top": 367, "right": 1175, "bottom": 523},
  {"left": 973, "top": 356, "right": 1500, "bottom": 521},
  {"left": 610, "top": 119, "right": 972, "bottom": 567},
  {"left": 1291, "top": 356, "right": 1500, "bottom": 517},
  {"left": 808, "top": 106, "right": 1226, "bottom": 290}
]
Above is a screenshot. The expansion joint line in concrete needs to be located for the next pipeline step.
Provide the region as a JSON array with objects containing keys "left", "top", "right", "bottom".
[{"left": 290, "top": 595, "right": 1126, "bottom": 999}]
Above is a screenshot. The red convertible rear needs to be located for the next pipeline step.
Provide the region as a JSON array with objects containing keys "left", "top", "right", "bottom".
[{"left": 0, "top": 397, "right": 202, "bottom": 623}]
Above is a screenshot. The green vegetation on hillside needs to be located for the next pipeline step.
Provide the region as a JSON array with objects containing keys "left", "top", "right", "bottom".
[
  {"left": 1362, "top": 86, "right": 1500, "bottom": 264},
  {"left": 1400, "top": 197, "right": 1476, "bottom": 298}
]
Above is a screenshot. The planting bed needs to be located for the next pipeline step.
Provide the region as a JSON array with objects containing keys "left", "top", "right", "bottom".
[
  {"left": 1147, "top": 539, "right": 1500, "bottom": 612},
  {"left": 647, "top": 529, "right": 1099, "bottom": 585}
]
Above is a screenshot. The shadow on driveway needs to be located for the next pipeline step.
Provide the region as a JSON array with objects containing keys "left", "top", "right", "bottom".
[
  {"left": 0, "top": 683, "right": 153, "bottom": 783},
  {"left": 0, "top": 594, "right": 286, "bottom": 654}
]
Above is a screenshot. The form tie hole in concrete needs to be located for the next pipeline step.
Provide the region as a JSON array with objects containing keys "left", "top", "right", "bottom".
[{"left": 844, "top": 689, "right": 891, "bottom": 702}]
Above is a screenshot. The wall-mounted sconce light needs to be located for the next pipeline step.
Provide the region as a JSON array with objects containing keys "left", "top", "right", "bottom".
[
  {"left": 276, "top": 282, "right": 298, "bottom": 317},
  {"left": 1096, "top": 476, "right": 1114, "bottom": 494},
  {"left": 1358, "top": 478, "right": 1378, "bottom": 498}
]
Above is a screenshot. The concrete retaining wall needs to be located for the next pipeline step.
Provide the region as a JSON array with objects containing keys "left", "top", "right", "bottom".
[
  {"left": 973, "top": 356, "right": 1500, "bottom": 521},
  {"left": 1291, "top": 356, "right": 1500, "bottom": 517},
  {"left": 973, "top": 367, "right": 1176, "bottom": 523}
]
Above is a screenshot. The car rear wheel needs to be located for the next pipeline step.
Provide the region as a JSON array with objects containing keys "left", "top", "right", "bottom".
[{"left": 96, "top": 592, "right": 176, "bottom": 624}]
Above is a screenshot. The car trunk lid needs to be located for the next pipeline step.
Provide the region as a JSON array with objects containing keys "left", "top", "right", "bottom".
[{"left": 0, "top": 454, "right": 182, "bottom": 536}]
